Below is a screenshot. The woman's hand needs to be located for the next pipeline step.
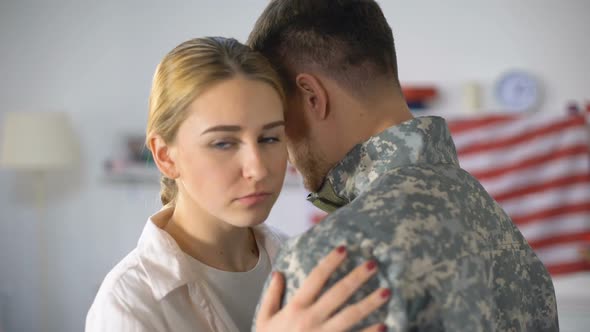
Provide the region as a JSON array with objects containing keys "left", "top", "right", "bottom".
[{"left": 256, "top": 246, "right": 389, "bottom": 332}]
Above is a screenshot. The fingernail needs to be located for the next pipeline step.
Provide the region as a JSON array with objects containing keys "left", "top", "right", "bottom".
[
  {"left": 380, "top": 289, "right": 391, "bottom": 299},
  {"left": 378, "top": 324, "right": 387, "bottom": 332},
  {"left": 336, "top": 245, "right": 346, "bottom": 254},
  {"left": 366, "top": 260, "right": 377, "bottom": 271}
]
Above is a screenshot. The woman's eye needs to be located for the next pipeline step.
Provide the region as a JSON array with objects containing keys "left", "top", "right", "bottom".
[
  {"left": 212, "top": 141, "right": 235, "bottom": 150},
  {"left": 259, "top": 136, "right": 280, "bottom": 144}
]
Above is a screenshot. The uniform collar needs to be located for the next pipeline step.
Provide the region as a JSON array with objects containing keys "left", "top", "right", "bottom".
[{"left": 307, "top": 116, "right": 459, "bottom": 212}]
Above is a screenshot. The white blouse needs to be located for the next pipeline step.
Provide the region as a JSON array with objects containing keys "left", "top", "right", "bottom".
[{"left": 85, "top": 208, "right": 287, "bottom": 332}]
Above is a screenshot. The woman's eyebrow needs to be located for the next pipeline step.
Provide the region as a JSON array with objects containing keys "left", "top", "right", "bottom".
[
  {"left": 201, "top": 125, "right": 241, "bottom": 135},
  {"left": 201, "top": 120, "right": 285, "bottom": 135},
  {"left": 262, "top": 120, "right": 285, "bottom": 130}
]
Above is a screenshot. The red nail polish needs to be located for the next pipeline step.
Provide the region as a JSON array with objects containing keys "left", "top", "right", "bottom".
[
  {"left": 378, "top": 324, "right": 387, "bottom": 332},
  {"left": 366, "top": 260, "right": 377, "bottom": 271},
  {"left": 380, "top": 289, "right": 391, "bottom": 299},
  {"left": 336, "top": 245, "right": 346, "bottom": 254}
]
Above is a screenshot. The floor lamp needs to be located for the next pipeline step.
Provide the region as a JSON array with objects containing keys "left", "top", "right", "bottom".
[{"left": 0, "top": 111, "right": 78, "bottom": 331}]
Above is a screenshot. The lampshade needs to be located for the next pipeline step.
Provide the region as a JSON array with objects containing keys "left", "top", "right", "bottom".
[{"left": 0, "top": 111, "right": 78, "bottom": 170}]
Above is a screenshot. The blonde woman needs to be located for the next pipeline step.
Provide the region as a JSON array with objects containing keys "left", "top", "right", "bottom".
[{"left": 85, "top": 37, "right": 390, "bottom": 332}]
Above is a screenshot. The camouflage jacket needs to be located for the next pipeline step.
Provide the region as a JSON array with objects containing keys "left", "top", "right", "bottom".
[{"left": 254, "top": 116, "right": 558, "bottom": 331}]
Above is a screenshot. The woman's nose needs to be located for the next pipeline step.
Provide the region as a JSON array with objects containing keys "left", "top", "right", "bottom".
[{"left": 242, "top": 146, "right": 269, "bottom": 181}]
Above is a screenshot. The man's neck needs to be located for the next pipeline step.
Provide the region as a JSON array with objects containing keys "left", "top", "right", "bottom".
[
  {"left": 312, "top": 116, "right": 458, "bottom": 209},
  {"left": 334, "top": 96, "right": 414, "bottom": 167},
  {"left": 359, "top": 96, "right": 413, "bottom": 140}
]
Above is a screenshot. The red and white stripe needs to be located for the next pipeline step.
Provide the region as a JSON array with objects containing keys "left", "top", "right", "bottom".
[{"left": 449, "top": 112, "right": 590, "bottom": 275}]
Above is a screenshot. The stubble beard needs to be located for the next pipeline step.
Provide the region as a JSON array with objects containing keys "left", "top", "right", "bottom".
[{"left": 290, "top": 139, "right": 331, "bottom": 192}]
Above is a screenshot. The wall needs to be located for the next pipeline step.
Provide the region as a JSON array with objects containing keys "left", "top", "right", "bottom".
[{"left": 0, "top": 1, "right": 588, "bottom": 331}]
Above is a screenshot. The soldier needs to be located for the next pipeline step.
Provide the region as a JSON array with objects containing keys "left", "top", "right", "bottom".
[{"left": 249, "top": 1, "right": 559, "bottom": 331}]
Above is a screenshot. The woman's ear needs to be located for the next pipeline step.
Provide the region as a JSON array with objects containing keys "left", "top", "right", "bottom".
[
  {"left": 295, "top": 73, "right": 329, "bottom": 121},
  {"left": 148, "top": 135, "right": 179, "bottom": 179}
]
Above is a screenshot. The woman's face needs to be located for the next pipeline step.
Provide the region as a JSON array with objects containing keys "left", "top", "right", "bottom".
[{"left": 171, "top": 77, "right": 287, "bottom": 228}]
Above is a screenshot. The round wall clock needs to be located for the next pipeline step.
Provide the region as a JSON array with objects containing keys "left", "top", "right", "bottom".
[{"left": 495, "top": 70, "right": 541, "bottom": 112}]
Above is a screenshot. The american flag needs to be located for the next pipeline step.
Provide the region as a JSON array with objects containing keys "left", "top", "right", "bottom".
[{"left": 448, "top": 112, "right": 590, "bottom": 275}]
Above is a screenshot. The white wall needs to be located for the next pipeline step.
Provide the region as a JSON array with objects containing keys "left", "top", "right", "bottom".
[
  {"left": 388, "top": 0, "right": 590, "bottom": 115},
  {"left": 0, "top": 1, "right": 588, "bottom": 331}
]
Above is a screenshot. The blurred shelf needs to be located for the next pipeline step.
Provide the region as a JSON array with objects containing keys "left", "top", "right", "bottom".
[{"left": 103, "top": 162, "right": 160, "bottom": 185}]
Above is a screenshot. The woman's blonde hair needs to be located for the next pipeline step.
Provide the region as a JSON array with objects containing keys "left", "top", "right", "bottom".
[{"left": 146, "top": 37, "right": 285, "bottom": 206}]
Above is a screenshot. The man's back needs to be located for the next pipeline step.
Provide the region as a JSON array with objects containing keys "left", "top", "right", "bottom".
[{"left": 262, "top": 117, "right": 558, "bottom": 331}]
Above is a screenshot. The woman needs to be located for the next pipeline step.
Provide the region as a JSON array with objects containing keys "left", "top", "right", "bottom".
[{"left": 86, "top": 37, "right": 390, "bottom": 332}]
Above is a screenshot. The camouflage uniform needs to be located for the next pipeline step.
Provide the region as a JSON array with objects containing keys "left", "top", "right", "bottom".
[{"left": 255, "top": 116, "right": 559, "bottom": 331}]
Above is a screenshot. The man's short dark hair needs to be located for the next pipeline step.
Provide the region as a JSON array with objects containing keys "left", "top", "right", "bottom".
[{"left": 248, "top": 0, "right": 399, "bottom": 95}]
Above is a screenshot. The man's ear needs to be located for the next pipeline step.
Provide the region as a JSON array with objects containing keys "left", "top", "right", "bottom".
[
  {"left": 295, "top": 73, "right": 329, "bottom": 120},
  {"left": 148, "top": 135, "right": 179, "bottom": 179}
]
